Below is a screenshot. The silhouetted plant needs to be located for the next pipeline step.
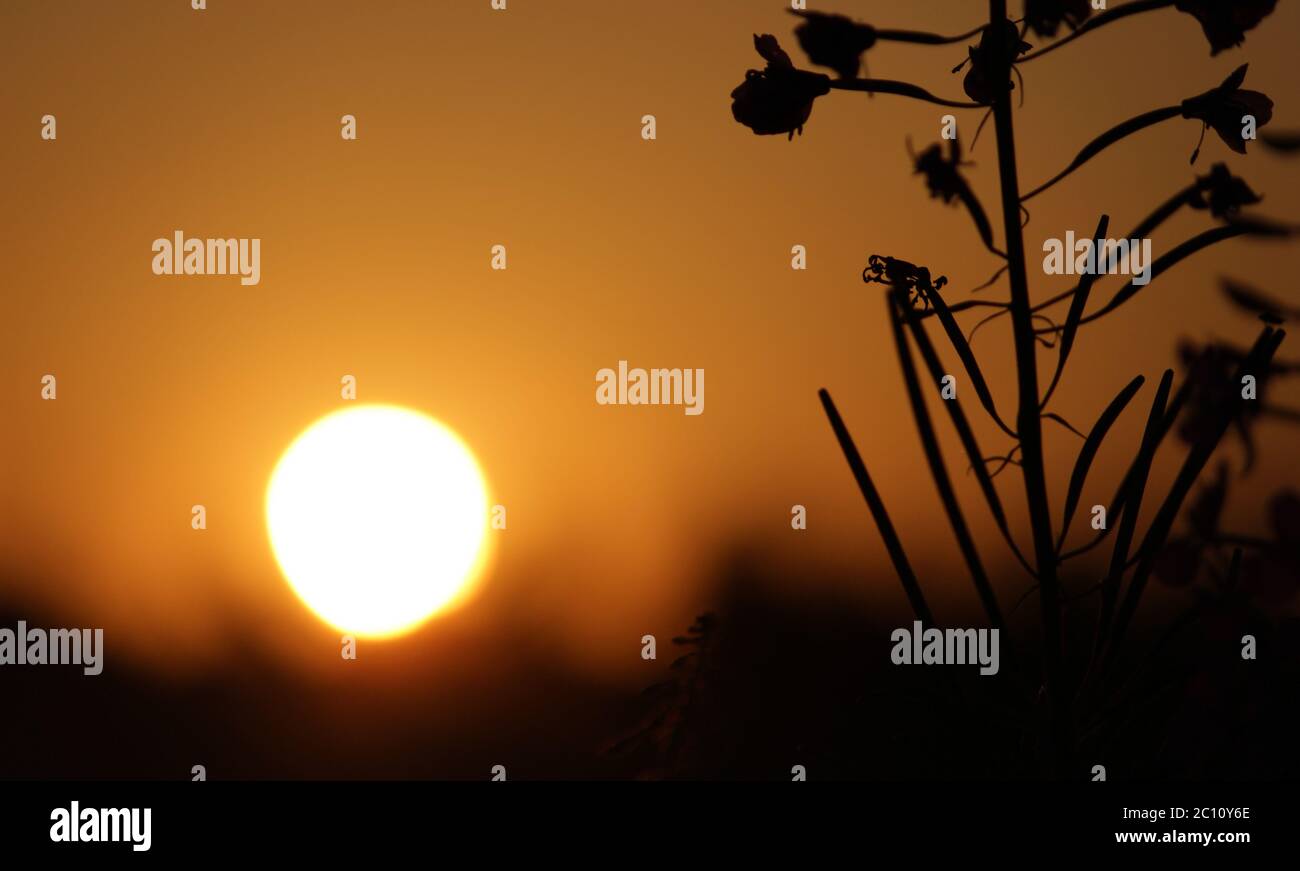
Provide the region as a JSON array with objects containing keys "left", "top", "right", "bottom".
[
  {"left": 910, "top": 136, "right": 1005, "bottom": 257},
  {"left": 1021, "top": 64, "right": 1274, "bottom": 201},
  {"left": 1023, "top": 0, "right": 1093, "bottom": 37},
  {"left": 1022, "top": 0, "right": 1276, "bottom": 61},
  {"left": 718, "top": 0, "right": 1292, "bottom": 779},
  {"left": 607, "top": 613, "right": 720, "bottom": 776},
  {"left": 1222, "top": 277, "right": 1297, "bottom": 322}
]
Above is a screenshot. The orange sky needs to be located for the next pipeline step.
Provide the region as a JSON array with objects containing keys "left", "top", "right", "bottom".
[{"left": 2, "top": 0, "right": 1298, "bottom": 678}]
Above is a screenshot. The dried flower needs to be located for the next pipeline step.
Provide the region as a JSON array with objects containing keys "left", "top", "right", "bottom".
[
  {"left": 1189, "top": 162, "right": 1261, "bottom": 219},
  {"left": 1175, "top": 0, "right": 1278, "bottom": 56},
  {"left": 1176, "top": 339, "right": 1270, "bottom": 469},
  {"left": 1023, "top": 0, "right": 1093, "bottom": 37},
  {"left": 910, "top": 137, "right": 1003, "bottom": 256},
  {"left": 730, "top": 34, "right": 831, "bottom": 139},
  {"left": 790, "top": 10, "right": 877, "bottom": 79},
  {"left": 863, "top": 254, "right": 948, "bottom": 311}
]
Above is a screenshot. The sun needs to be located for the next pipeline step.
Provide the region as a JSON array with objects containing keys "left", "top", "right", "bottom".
[{"left": 266, "top": 404, "right": 491, "bottom": 638}]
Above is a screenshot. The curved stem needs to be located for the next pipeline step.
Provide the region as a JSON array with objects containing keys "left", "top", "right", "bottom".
[
  {"left": 1130, "top": 184, "right": 1198, "bottom": 241},
  {"left": 963, "top": 180, "right": 1204, "bottom": 336},
  {"left": 876, "top": 24, "right": 987, "bottom": 45},
  {"left": 1036, "top": 225, "right": 1252, "bottom": 335},
  {"left": 829, "top": 78, "right": 983, "bottom": 109},
  {"left": 1029, "top": 191, "right": 1192, "bottom": 318},
  {"left": 1022, "top": 105, "right": 1183, "bottom": 202},
  {"left": 1041, "top": 214, "right": 1110, "bottom": 411},
  {"left": 914, "top": 298, "right": 1009, "bottom": 320},
  {"left": 1020, "top": 0, "right": 1176, "bottom": 63}
]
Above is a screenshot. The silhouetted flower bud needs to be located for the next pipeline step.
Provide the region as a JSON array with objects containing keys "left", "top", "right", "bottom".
[
  {"left": 1175, "top": 0, "right": 1277, "bottom": 56},
  {"left": 1023, "top": 0, "right": 1092, "bottom": 37},
  {"left": 730, "top": 34, "right": 831, "bottom": 139},
  {"left": 790, "top": 10, "right": 877, "bottom": 79},
  {"left": 1189, "top": 163, "right": 1261, "bottom": 219}
]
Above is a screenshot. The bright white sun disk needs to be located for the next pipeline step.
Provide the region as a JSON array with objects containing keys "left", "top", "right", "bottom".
[{"left": 266, "top": 405, "right": 490, "bottom": 637}]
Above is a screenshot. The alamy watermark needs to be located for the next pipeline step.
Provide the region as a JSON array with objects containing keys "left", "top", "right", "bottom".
[
  {"left": 50, "top": 802, "right": 150, "bottom": 852},
  {"left": 890, "top": 620, "right": 999, "bottom": 676},
  {"left": 151, "top": 231, "right": 261, "bottom": 286},
  {"left": 1043, "top": 231, "right": 1152, "bottom": 286},
  {"left": 595, "top": 361, "right": 704, "bottom": 416},
  {"left": 0, "top": 620, "right": 103, "bottom": 675}
]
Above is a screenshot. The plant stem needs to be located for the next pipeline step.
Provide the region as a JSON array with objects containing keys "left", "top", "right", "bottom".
[
  {"left": 1021, "top": 106, "right": 1183, "bottom": 202},
  {"left": 828, "top": 78, "right": 982, "bottom": 109},
  {"left": 1020, "top": 0, "right": 1176, "bottom": 63},
  {"left": 988, "top": 0, "right": 1068, "bottom": 775},
  {"left": 875, "top": 24, "right": 988, "bottom": 46}
]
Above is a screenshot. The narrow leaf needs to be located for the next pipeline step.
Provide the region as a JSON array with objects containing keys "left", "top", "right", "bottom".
[
  {"left": 956, "top": 182, "right": 1005, "bottom": 258},
  {"left": 1041, "top": 214, "right": 1109, "bottom": 409},
  {"left": 819, "top": 388, "right": 933, "bottom": 624},
  {"left": 925, "top": 281, "right": 1017, "bottom": 438},
  {"left": 888, "top": 291, "right": 1004, "bottom": 632},
  {"left": 1094, "top": 369, "right": 1172, "bottom": 665},
  {"left": 1056, "top": 374, "right": 1145, "bottom": 554},
  {"left": 897, "top": 296, "right": 1035, "bottom": 577},
  {"left": 1222, "top": 278, "right": 1295, "bottom": 320},
  {"left": 1076, "top": 225, "right": 1249, "bottom": 328},
  {"left": 1106, "top": 328, "right": 1286, "bottom": 667}
]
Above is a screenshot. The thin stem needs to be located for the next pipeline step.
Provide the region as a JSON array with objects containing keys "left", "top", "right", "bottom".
[
  {"left": 1130, "top": 184, "right": 1199, "bottom": 241},
  {"left": 914, "top": 298, "right": 1009, "bottom": 321},
  {"left": 1039, "top": 225, "right": 1253, "bottom": 334},
  {"left": 988, "top": 0, "right": 1067, "bottom": 773},
  {"left": 876, "top": 24, "right": 988, "bottom": 46},
  {"left": 828, "top": 78, "right": 983, "bottom": 109},
  {"left": 954, "top": 180, "right": 1204, "bottom": 335},
  {"left": 1021, "top": 106, "right": 1183, "bottom": 202},
  {"left": 1020, "top": 0, "right": 1176, "bottom": 63},
  {"left": 1040, "top": 214, "right": 1110, "bottom": 410}
]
